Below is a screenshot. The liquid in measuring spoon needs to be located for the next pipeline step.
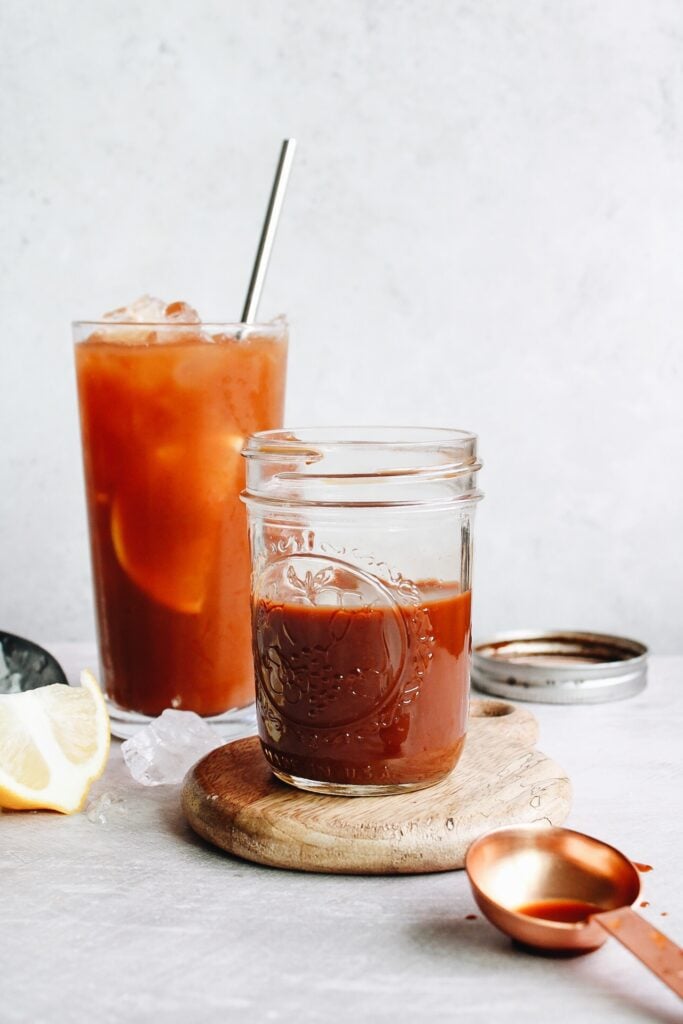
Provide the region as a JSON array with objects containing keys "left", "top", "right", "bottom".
[{"left": 517, "top": 899, "right": 604, "bottom": 924}]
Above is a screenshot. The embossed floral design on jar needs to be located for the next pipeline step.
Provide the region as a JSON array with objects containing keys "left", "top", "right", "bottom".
[{"left": 242, "top": 427, "right": 482, "bottom": 796}]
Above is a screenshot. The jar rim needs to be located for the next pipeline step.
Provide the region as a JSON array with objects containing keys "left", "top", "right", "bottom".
[
  {"left": 243, "top": 425, "right": 478, "bottom": 452},
  {"left": 242, "top": 426, "right": 483, "bottom": 509}
]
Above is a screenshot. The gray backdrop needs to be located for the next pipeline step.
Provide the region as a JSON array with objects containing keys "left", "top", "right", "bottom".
[{"left": 1, "top": 0, "right": 681, "bottom": 652}]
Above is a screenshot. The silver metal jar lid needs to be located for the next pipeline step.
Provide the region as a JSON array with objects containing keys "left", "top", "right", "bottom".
[{"left": 471, "top": 630, "right": 648, "bottom": 704}]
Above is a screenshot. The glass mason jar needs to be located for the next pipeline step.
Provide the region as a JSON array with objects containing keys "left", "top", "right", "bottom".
[{"left": 241, "top": 427, "right": 483, "bottom": 796}]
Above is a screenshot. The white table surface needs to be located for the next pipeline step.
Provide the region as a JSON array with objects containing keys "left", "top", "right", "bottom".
[{"left": 2, "top": 645, "right": 681, "bottom": 1024}]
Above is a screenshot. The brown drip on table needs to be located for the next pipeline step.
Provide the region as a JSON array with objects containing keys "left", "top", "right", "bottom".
[
  {"left": 465, "top": 914, "right": 478, "bottom": 921},
  {"left": 634, "top": 862, "right": 653, "bottom": 873},
  {"left": 640, "top": 901, "right": 650, "bottom": 908}
]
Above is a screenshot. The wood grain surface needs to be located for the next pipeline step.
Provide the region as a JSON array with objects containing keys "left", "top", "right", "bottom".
[{"left": 181, "top": 698, "right": 571, "bottom": 874}]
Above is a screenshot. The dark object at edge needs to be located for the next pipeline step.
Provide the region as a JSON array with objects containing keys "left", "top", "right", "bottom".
[{"left": 0, "top": 631, "right": 68, "bottom": 693}]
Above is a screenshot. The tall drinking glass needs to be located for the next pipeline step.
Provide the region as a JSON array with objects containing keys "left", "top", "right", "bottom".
[{"left": 74, "top": 318, "right": 287, "bottom": 729}]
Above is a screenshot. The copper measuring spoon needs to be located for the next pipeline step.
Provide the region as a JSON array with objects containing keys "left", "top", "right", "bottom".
[{"left": 465, "top": 825, "right": 683, "bottom": 999}]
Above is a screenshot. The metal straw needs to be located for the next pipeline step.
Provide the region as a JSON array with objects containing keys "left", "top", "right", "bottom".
[{"left": 241, "top": 138, "right": 297, "bottom": 325}]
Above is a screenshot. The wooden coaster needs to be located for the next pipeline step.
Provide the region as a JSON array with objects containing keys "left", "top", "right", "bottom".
[{"left": 182, "top": 698, "right": 571, "bottom": 875}]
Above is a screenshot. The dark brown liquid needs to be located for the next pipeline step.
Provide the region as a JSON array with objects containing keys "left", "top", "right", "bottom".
[
  {"left": 252, "top": 582, "right": 471, "bottom": 787},
  {"left": 517, "top": 899, "right": 603, "bottom": 924},
  {"left": 634, "top": 862, "right": 653, "bottom": 873}
]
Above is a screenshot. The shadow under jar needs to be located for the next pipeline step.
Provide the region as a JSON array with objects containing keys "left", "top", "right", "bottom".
[{"left": 241, "top": 427, "right": 483, "bottom": 796}]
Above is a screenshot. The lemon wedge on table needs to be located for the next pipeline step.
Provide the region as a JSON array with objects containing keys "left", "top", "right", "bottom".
[{"left": 0, "top": 669, "right": 110, "bottom": 814}]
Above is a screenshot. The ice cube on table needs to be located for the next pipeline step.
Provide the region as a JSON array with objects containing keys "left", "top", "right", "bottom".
[
  {"left": 86, "top": 792, "right": 128, "bottom": 824},
  {"left": 121, "top": 709, "right": 223, "bottom": 786}
]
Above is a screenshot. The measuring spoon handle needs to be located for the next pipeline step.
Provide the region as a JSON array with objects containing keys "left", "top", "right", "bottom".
[{"left": 595, "top": 907, "right": 683, "bottom": 999}]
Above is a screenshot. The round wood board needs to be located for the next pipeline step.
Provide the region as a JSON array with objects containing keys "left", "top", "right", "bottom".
[{"left": 181, "top": 698, "right": 571, "bottom": 875}]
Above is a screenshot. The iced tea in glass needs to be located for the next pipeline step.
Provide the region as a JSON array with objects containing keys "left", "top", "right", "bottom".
[{"left": 74, "top": 299, "right": 287, "bottom": 720}]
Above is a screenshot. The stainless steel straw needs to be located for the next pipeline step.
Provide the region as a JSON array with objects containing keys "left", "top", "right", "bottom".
[{"left": 241, "top": 138, "right": 297, "bottom": 325}]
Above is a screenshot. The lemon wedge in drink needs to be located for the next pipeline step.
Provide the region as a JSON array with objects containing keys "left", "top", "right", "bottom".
[
  {"left": 111, "top": 433, "right": 244, "bottom": 614},
  {"left": 0, "top": 669, "right": 110, "bottom": 814}
]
